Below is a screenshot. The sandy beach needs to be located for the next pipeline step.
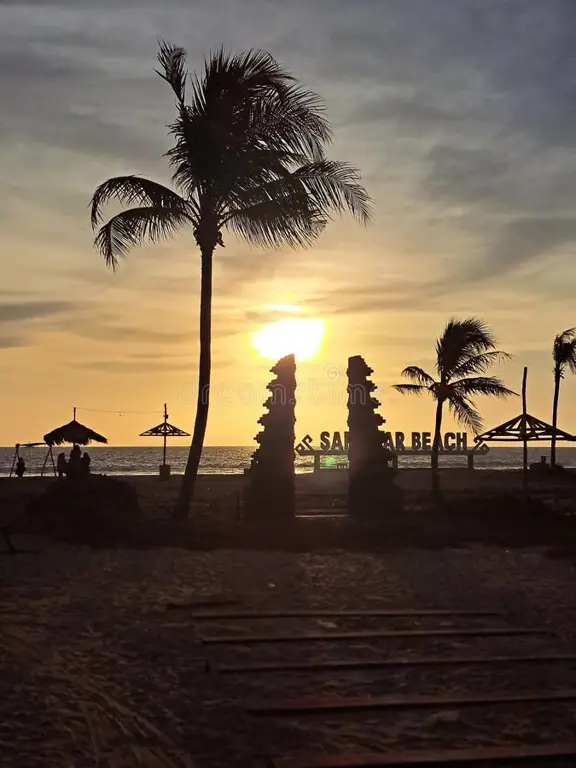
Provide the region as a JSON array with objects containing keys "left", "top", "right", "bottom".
[{"left": 2, "top": 472, "right": 576, "bottom": 766}]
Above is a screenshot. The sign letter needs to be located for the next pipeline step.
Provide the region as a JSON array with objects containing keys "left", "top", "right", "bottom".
[
  {"left": 444, "top": 432, "right": 456, "bottom": 451},
  {"left": 331, "top": 432, "right": 344, "bottom": 452},
  {"left": 320, "top": 431, "right": 330, "bottom": 451},
  {"left": 456, "top": 433, "right": 468, "bottom": 451},
  {"left": 422, "top": 432, "right": 432, "bottom": 451},
  {"left": 395, "top": 432, "right": 406, "bottom": 452},
  {"left": 412, "top": 432, "right": 422, "bottom": 450}
]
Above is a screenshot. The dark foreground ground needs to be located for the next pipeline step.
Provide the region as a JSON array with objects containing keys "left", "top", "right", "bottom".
[{"left": 1, "top": 472, "right": 576, "bottom": 766}]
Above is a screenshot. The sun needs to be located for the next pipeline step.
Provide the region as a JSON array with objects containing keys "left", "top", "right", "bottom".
[{"left": 252, "top": 318, "right": 325, "bottom": 362}]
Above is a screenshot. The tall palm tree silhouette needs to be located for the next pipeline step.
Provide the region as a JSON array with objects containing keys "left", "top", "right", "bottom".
[
  {"left": 394, "top": 318, "right": 514, "bottom": 491},
  {"left": 551, "top": 328, "right": 576, "bottom": 467},
  {"left": 91, "top": 42, "right": 371, "bottom": 519}
]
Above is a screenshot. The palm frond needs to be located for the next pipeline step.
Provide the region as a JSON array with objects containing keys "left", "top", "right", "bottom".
[
  {"left": 166, "top": 46, "right": 335, "bottom": 201},
  {"left": 156, "top": 40, "right": 187, "bottom": 104},
  {"left": 226, "top": 194, "right": 326, "bottom": 248},
  {"left": 400, "top": 366, "right": 435, "bottom": 387},
  {"left": 94, "top": 206, "right": 192, "bottom": 269},
  {"left": 448, "top": 393, "right": 483, "bottom": 434},
  {"left": 436, "top": 317, "right": 499, "bottom": 380},
  {"left": 247, "top": 81, "right": 331, "bottom": 160},
  {"left": 566, "top": 340, "right": 576, "bottom": 375},
  {"left": 452, "top": 376, "right": 517, "bottom": 399},
  {"left": 90, "top": 176, "right": 194, "bottom": 229},
  {"left": 291, "top": 160, "right": 373, "bottom": 224},
  {"left": 221, "top": 158, "right": 370, "bottom": 247},
  {"left": 450, "top": 351, "right": 512, "bottom": 378},
  {"left": 554, "top": 328, "right": 576, "bottom": 374},
  {"left": 393, "top": 384, "right": 427, "bottom": 396}
]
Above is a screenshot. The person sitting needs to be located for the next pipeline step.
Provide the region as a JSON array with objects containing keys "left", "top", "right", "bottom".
[
  {"left": 15, "top": 457, "right": 26, "bottom": 478},
  {"left": 57, "top": 452, "right": 68, "bottom": 478},
  {"left": 68, "top": 445, "right": 82, "bottom": 479},
  {"left": 81, "top": 452, "right": 91, "bottom": 477}
]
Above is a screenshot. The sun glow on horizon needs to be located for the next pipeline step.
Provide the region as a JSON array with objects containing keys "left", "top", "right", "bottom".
[{"left": 252, "top": 318, "right": 325, "bottom": 362}]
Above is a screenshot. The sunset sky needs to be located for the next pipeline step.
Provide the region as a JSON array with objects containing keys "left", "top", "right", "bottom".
[{"left": 2, "top": 0, "right": 576, "bottom": 447}]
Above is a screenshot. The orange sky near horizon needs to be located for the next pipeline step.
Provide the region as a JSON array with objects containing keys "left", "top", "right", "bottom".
[{"left": 2, "top": 1, "right": 576, "bottom": 449}]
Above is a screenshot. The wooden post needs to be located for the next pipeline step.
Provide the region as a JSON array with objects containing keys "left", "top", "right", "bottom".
[
  {"left": 9, "top": 444, "right": 19, "bottom": 478},
  {"left": 40, "top": 447, "right": 51, "bottom": 477},
  {"left": 73, "top": 407, "right": 77, "bottom": 421},
  {"left": 49, "top": 446, "right": 57, "bottom": 476},
  {"left": 467, "top": 452, "right": 474, "bottom": 470},
  {"left": 522, "top": 367, "right": 528, "bottom": 492},
  {"left": 162, "top": 403, "right": 168, "bottom": 467}
]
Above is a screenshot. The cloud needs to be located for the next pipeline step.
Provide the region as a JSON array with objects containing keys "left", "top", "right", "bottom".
[
  {"left": 424, "top": 146, "right": 508, "bottom": 206},
  {"left": 0, "top": 300, "right": 75, "bottom": 323},
  {"left": 308, "top": 282, "right": 451, "bottom": 316},
  {"left": 469, "top": 216, "right": 576, "bottom": 282},
  {"left": 0, "top": 335, "right": 29, "bottom": 349},
  {"left": 68, "top": 354, "right": 232, "bottom": 374},
  {"left": 68, "top": 359, "right": 190, "bottom": 374},
  {"left": 3, "top": 0, "right": 576, "bottom": 372},
  {"left": 70, "top": 323, "right": 191, "bottom": 344}
]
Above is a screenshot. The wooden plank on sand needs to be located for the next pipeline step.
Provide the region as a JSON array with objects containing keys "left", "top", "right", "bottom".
[
  {"left": 216, "top": 653, "right": 576, "bottom": 674},
  {"left": 247, "top": 689, "right": 576, "bottom": 716},
  {"left": 190, "top": 609, "right": 504, "bottom": 619},
  {"left": 166, "top": 598, "right": 243, "bottom": 611},
  {"left": 270, "top": 742, "right": 576, "bottom": 768},
  {"left": 201, "top": 627, "right": 550, "bottom": 645}
]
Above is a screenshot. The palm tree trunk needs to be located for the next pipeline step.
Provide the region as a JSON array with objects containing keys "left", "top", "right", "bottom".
[
  {"left": 174, "top": 246, "right": 213, "bottom": 520},
  {"left": 431, "top": 399, "right": 443, "bottom": 493},
  {"left": 551, "top": 366, "right": 561, "bottom": 467}
]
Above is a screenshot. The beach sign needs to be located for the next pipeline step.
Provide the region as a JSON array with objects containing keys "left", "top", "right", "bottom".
[{"left": 296, "top": 431, "right": 489, "bottom": 455}]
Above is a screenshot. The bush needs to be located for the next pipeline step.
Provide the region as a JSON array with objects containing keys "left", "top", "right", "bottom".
[{"left": 24, "top": 475, "right": 142, "bottom": 547}]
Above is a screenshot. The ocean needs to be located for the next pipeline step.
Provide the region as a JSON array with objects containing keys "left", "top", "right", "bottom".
[{"left": 2, "top": 445, "right": 576, "bottom": 476}]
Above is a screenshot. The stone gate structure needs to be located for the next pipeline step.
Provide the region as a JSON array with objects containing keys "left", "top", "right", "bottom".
[{"left": 244, "top": 353, "right": 296, "bottom": 520}]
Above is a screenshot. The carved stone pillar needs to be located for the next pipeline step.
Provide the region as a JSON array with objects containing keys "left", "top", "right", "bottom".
[
  {"left": 244, "top": 354, "right": 296, "bottom": 520},
  {"left": 347, "top": 355, "right": 403, "bottom": 519}
]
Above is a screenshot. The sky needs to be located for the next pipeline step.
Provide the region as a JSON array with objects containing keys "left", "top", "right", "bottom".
[{"left": 2, "top": 0, "right": 576, "bottom": 447}]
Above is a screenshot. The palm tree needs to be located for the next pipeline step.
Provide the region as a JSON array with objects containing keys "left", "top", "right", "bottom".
[
  {"left": 551, "top": 328, "right": 576, "bottom": 467},
  {"left": 90, "top": 42, "right": 371, "bottom": 519},
  {"left": 393, "top": 318, "right": 514, "bottom": 491}
]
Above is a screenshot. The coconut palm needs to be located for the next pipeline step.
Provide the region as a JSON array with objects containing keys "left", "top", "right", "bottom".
[
  {"left": 90, "top": 42, "right": 371, "bottom": 519},
  {"left": 393, "top": 318, "right": 515, "bottom": 491},
  {"left": 551, "top": 328, "right": 576, "bottom": 467}
]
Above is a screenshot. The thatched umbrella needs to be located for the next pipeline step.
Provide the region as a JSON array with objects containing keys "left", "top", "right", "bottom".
[
  {"left": 140, "top": 404, "right": 189, "bottom": 477},
  {"left": 44, "top": 408, "right": 108, "bottom": 447}
]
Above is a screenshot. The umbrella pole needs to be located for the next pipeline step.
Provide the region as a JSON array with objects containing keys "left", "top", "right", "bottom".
[
  {"left": 41, "top": 447, "right": 51, "bottom": 477},
  {"left": 9, "top": 445, "right": 19, "bottom": 478},
  {"left": 522, "top": 367, "right": 528, "bottom": 494},
  {"left": 49, "top": 447, "right": 57, "bottom": 476},
  {"left": 163, "top": 403, "right": 168, "bottom": 467}
]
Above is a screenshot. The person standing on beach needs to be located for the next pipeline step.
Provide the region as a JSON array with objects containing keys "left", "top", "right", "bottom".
[{"left": 15, "top": 457, "right": 26, "bottom": 477}]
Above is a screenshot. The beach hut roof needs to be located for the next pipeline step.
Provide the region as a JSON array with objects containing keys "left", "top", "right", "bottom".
[
  {"left": 139, "top": 421, "right": 190, "bottom": 437},
  {"left": 475, "top": 413, "right": 576, "bottom": 444},
  {"left": 44, "top": 419, "right": 108, "bottom": 447}
]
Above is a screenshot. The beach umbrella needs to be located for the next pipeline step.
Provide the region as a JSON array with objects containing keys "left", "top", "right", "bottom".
[
  {"left": 140, "top": 404, "right": 189, "bottom": 469},
  {"left": 44, "top": 408, "right": 108, "bottom": 447}
]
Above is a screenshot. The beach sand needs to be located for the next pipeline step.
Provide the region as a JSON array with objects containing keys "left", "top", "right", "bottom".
[{"left": 2, "top": 471, "right": 576, "bottom": 766}]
